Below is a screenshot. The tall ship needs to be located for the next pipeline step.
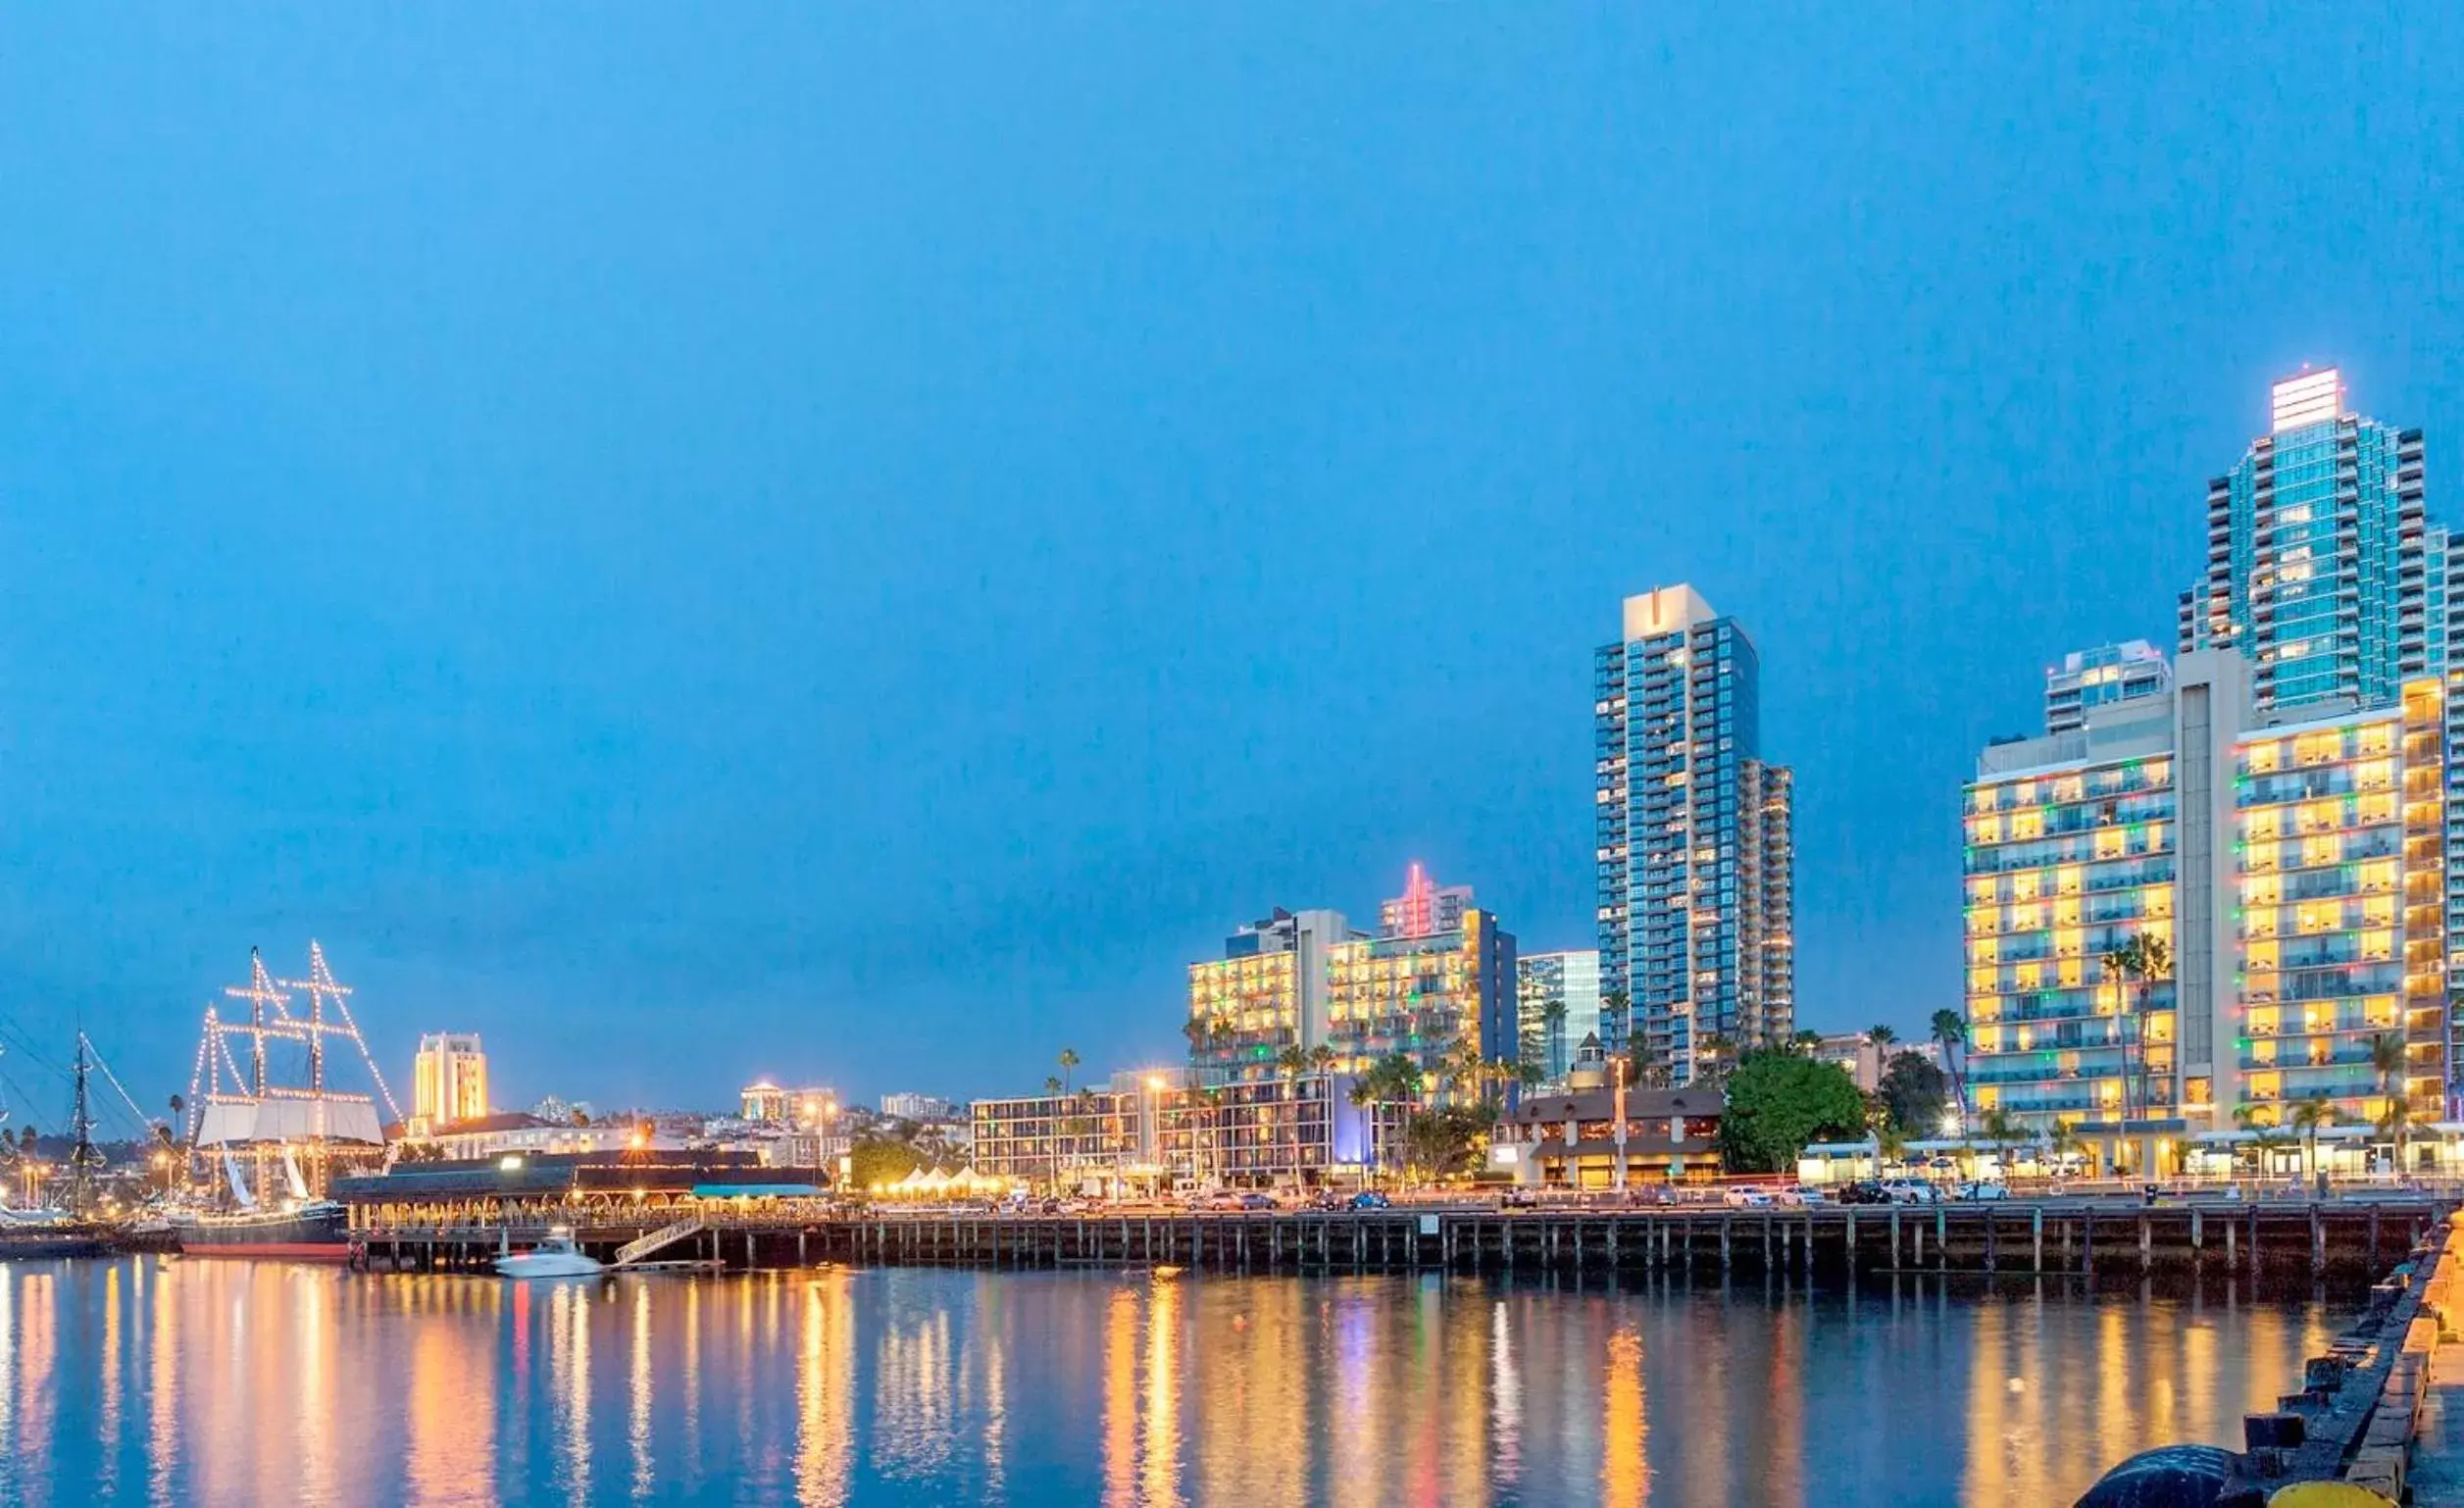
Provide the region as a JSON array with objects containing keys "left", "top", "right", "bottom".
[{"left": 170, "top": 943, "right": 397, "bottom": 1261}]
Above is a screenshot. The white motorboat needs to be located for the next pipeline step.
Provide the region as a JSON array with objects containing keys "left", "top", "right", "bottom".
[{"left": 495, "top": 1227, "right": 605, "bottom": 1279}]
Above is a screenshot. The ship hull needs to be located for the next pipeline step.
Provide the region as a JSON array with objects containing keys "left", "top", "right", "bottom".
[{"left": 173, "top": 1204, "right": 350, "bottom": 1261}]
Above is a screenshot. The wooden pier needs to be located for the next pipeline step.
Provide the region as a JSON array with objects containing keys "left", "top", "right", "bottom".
[{"left": 354, "top": 1198, "right": 2451, "bottom": 1280}]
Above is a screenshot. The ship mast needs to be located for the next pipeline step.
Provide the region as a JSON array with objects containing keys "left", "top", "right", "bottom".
[{"left": 69, "top": 1034, "right": 99, "bottom": 1218}]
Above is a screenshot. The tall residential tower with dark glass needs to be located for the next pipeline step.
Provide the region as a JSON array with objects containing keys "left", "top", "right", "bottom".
[
  {"left": 2178, "top": 368, "right": 2442, "bottom": 713},
  {"left": 1594, "top": 585, "right": 1793, "bottom": 1084}
]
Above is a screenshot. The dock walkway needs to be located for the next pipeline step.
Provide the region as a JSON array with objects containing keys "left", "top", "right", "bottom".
[{"left": 352, "top": 1197, "right": 2448, "bottom": 1280}]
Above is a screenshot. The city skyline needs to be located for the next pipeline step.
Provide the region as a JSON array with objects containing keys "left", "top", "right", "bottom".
[{"left": 5, "top": 9, "right": 2462, "bottom": 1110}]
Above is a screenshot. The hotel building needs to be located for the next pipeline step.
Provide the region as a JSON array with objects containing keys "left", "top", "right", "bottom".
[
  {"left": 1967, "top": 372, "right": 2451, "bottom": 1160},
  {"left": 409, "top": 1032, "right": 488, "bottom": 1135},
  {"left": 1185, "top": 871, "right": 1516, "bottom": 1094},
  {"left": 970, "top": 1071, "right": 1372, "bottom": 1191},
  {"left": 1594, "top": 585, "right": 1794, "bottom": 1081}
]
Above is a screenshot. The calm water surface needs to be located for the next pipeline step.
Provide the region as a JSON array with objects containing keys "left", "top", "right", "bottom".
[{"left": 0, "top": 1258, "right": 2344, "bottom": 1506}]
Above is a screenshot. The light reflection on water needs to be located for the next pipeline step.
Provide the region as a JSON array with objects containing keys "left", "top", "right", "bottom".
[{"left": 0, "top": 1258, "right": 2344, "bottom": 1507}]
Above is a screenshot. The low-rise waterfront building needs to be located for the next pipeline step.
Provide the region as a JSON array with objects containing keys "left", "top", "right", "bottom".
[
  {"left": 879, "top": 1092, "right": 957, "bottom": 1122},
  {"left": 970, "top": 1069, "right": 1377, "bottom": 1191},
  {"left": 1488, "top": 1039, "right": 1722, "bottom": 1186},
  {"left": 408, "top": 1112, "right": 682, "bottom": 1162}
]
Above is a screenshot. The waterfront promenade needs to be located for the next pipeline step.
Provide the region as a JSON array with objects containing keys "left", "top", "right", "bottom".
[{"left": 354, "top": 1194, "right": 2450, "bottom": 1281}]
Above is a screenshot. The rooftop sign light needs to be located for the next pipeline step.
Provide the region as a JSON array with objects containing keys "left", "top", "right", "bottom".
[{"left": 2270, "top": 368, "right": 2343, "bottom": 433}]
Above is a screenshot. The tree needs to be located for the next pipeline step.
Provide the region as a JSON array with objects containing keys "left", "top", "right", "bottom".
[
  {"left": 2369, "top": 1032, "right": 2410, "bottom": 1170},
  {"left": 1349, "top": 1053, "right": 1424, "bottom": 1184},
  {"left": 1043, "top": 1076, "right": 1064, "bottom": 1096},
  {"left": 2236, "top": 1104, "right": 2290, "bottom": 1180},
  {"left": 1275, "top": 1044, "right": 1311, "bottom": 1188},
  {"left": 2047, "top": 1120, "right": 2085, "bottom": 1181},
  {"left": 1182, "top": 1017, "right": 1211, "bottom": 1058},
  {"left": 1929, "top": 1010, "right": 1970, "bottom": 1120},
  {"left": 1976, "top": 1106, "right": 2032, "bottom": 1175},
  {"left": 1058, "top": 1048, "right": 1081, "bottom": 1098},
  {"left": 847, "top": 1135, "right": 925, "bottom": 1192},
  {"left": 2379, "top": 1092, "right": 2416, "bottom": 1178},
  {"left": 1398, "top": 1105, "right": 1491, "bottom": 1185},
  {"left": 2289, "top": 1096, "right": 2336, "bottom": 1181},
  {"left": 1790, "top": 1030, "right": 1824, "bottom": 1055},
  {"left": 2099, "top": 933, "right": 2173, "bottom": 1125},
  {"left": 1877, "top": 1050, "right": 1951, "bottom": 1138},
  {"left": 1716, "top": 1052, "right": 1869, "bottom": 1174},
  {"left": 1869, "top": 1025, "right": 1898, "bottom": 1050}
]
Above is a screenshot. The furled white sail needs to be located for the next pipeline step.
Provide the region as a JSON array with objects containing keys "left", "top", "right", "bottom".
[
  {"left": 194, "top": 1095, "right": 384, "bottom": 1148},
  {"left": 223, "top": 1148, "right": 256, "bottom": 1210},
  {"left": 282, "top": 1147, "right": 311, "bottom": 1202}
]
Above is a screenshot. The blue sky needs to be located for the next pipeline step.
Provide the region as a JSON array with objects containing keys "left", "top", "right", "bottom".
[{"left": 3, "top": 6, "right": 2460, "bottom": 1114}]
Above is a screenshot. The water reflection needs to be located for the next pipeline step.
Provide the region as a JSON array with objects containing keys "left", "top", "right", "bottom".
[{"left": 0, "top": 1261, "right": 2350, "bottom": 1506}]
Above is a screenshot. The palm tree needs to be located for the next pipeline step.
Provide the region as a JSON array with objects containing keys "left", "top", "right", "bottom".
[
  {"left": 1978, "top": 1106, "right": 2037, "bottom": 1181},
  {"left": 2047, "top": 1120, "right": 2085, "bottom": 1181},
  {"left": 1275, "top": 1044, "right": 1311, "bottom": 1190},
  {"left": 1869, "top": 1025, "right": 1898, "bottom": 1051},
  {"left": 1930, "top": 1010, "right": 1970, "bottom": 1123},
  {"left": 2289, "top": 1096, "right": 2336, "bottom": 1183},
  {"left": 1058, "top": 1048, "right": 1081, "bottom": 1099},
  {"left": 2368, "top": 1031, "right": 2408, "bottom": 1171},
  {"left": 2099, "top": 933, "right": 2173, "bottom": 1126},
  {"left": 1791, "top": 1030, "right": 1824, "bottom": 1056},
  {"left": 1348, "top": 1052, "right": 1424, "bottom": 1183},
  {"left": 2235, "top": 1104, "right": 2289, "bottom": 1181},
  {"left": 2379, "top": 1094, "right": 2416, "bottom": 1180},
  {"left": 1181, "top": 1017, "right": 1211, "bottom": 1059}
]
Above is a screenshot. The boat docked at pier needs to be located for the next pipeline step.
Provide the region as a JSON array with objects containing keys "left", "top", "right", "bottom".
[
  {"left": 494, "top": 1226, "right": 604, "bottom": 1279},
  {"left": 169, "top": 1199, "right": 350, "bottom": 1261},
  {"left": 172, "top": 944, "right": 399, "bottom": 1261}
]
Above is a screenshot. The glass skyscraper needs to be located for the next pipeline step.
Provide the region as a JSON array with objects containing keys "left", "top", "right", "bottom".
[
  {"left": 1593, "top": 585, "right": 1793, "bottom": 1084},
  {"left": 2179, "top": 369, "right": 2439, "bottom": 713}
]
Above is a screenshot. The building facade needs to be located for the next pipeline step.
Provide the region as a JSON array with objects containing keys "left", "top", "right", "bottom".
[
  {"left": 879, "top": 1093, "right": 957, "bottom": 1122},
  {"left": 1967, "top": 370, "right": 2453, "bottom": 1157},
  {"left": 1488, "top": 1039, "right": 1724, "bottom": 1186},
  {"left": 2180, "top": 369, "right": 2442, "bottom": 715},
  {"left": 2046, "top": 640, "right": 2173, "bottom": 736},
  {"left": 1516, "top": 949, "right": 1603, "bottom": 1086},
  {"left": 740, "top": 1081, "right": 838, "bottom": 1128},
  {"left": 1186, "top": 875, "right": 1516, "bottom": 1093},
  {"left": 1594, "top": 585, "right": 1795, "bottom": 1081},
  {"left": 410, "top": 1033, "right": 488, "bottom": 1134}
]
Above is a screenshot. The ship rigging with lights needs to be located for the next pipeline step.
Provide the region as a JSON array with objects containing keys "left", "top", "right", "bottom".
[{"left": 174, "top": 943, "right": 398, "bottom": 1258}]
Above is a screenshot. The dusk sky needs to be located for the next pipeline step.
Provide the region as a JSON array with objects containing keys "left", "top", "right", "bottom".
[{"left": 4, "top": 7, "right": 2461, "bottom": 1115}]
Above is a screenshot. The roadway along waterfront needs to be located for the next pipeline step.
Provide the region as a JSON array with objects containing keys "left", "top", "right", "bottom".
[{"left": 352, "top": 1195, "right": 2455, "bottom": 1280}]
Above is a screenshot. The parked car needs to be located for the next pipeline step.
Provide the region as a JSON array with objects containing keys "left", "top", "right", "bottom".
[
  {"left": 1777, "top": 1186, "right": 1830, "bottom": 1207},
  {"left": 1498, "top": 1187, "right": 1536, "bottom": 1210},
  {"left": 1957, "top": 1181, "right": 2010, "bottom": 1202},
  {"left": 1350, "top": 1190, "right": 1391, "bottom": 1211},
  {"left": 1881, "top": 1180, "right": 1938, "bottom": 1205},
  {"left": 1722, "top": 1187, "right": 1775, "bottom": 1208},
  {"left": 1202, "top": 1191, "right": 1249, "bottom": 1211},
  {"left": 1238, "top": 1192, "right": 1279, "bottom": 1211},
  {"left": 1835, "top": 1181, "right": 1890, "bottom": 1206}
]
